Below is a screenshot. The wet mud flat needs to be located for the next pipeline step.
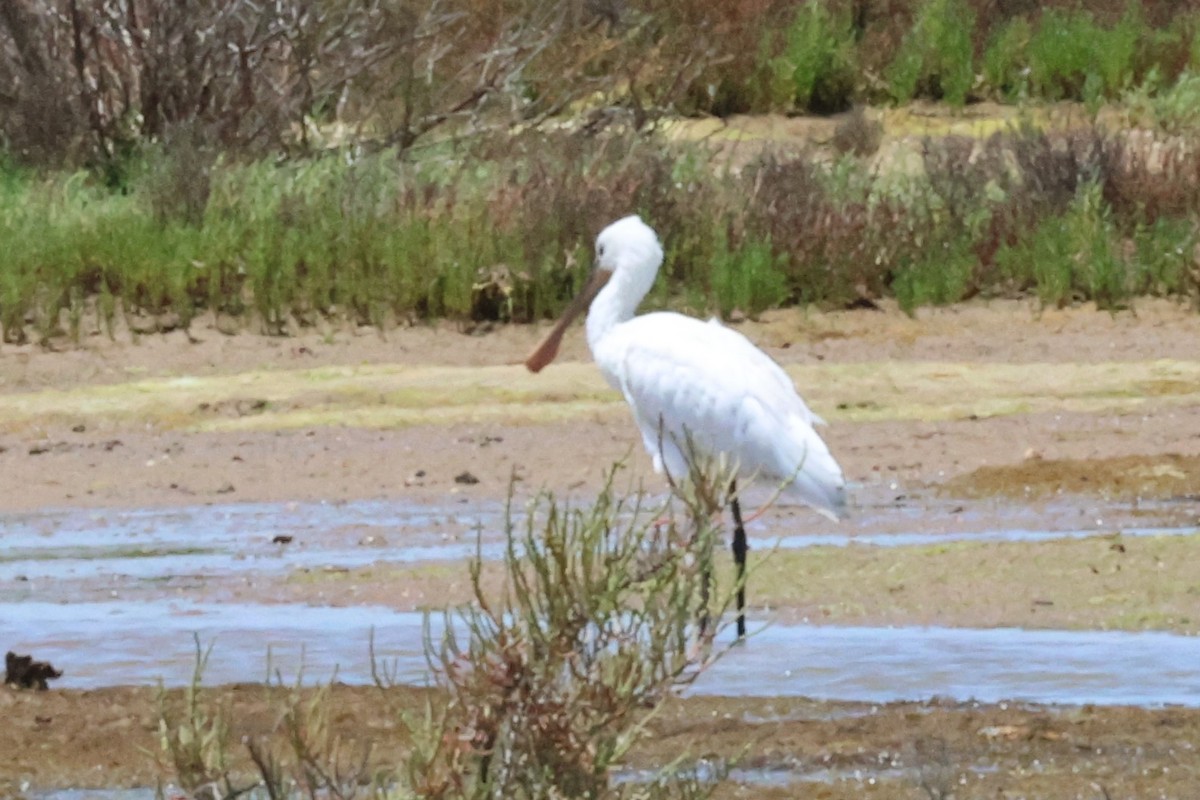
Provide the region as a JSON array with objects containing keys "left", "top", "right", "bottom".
[
  {"left": 3, "top": 683, "right": 1200, "bottom": 799},
  {"left": 4, "top": 302, "right": 1200, "bottom": 798}
]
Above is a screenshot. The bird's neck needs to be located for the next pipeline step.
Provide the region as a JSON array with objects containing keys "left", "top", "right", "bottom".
[{"left": 586, "top": 275, "right": 639, "bottom": 353}]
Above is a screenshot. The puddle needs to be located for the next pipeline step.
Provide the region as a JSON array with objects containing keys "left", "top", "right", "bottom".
[
  {"left": 697, "top": 623, "right": 1200, "bottom": 706},
  {"left": 614, "top": 762, "right": 992, "bottom": 788},
  {"left": 3, "top": 600, "right": 435, "bottom": 687},
  {"left": 6, "top": 600, "right": 1199, "bottom": 706},
  {"left": 29, "top": 764, "right": 977, "bottom": 796},
  {"left": 0, "top": 500, "right": 505, "bottom": 582},
  {"left": 31, "top": 792, "right": 157, "bottom": 800},
  {"left": 771, "top": 523, "right": 1194, "bottom": 551}
]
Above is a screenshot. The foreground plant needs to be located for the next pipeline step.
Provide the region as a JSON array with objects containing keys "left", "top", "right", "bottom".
[
  {"left": 153, "top": 464, "right": 738, "bottom": 799},
  {"left": 400, "top": 464, "right": 739, "bottom": 799},
  {"left": 154, "top": 638, "right": 243, "bottom": 800}
]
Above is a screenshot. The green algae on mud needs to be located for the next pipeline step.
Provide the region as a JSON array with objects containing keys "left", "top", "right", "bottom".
[
  {"left": 942, "top": 453, "right": 1200, "bottom": 501},
  {"left": 2, "top": 359, "right": 1199, "bottom": 433},
  {"left": 748, "top": 532, "right": 1200, "bottom": 635}
]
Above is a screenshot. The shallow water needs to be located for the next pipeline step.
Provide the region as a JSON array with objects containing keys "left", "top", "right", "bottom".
[
  {"left": 5, "top": 498, "right": 1198, "bottom": 708},
  {"left": 2, "top": 498, "right": 1192, "bottom": 586},
  {"left": 0, "top": 500, "right": 505, "bottom": 583},
  {"left": 26, "top": 761, "right": 977, "bottom": 795},
  {"left": 6, "top": 599, "right": 1199, "bottom": 706}
]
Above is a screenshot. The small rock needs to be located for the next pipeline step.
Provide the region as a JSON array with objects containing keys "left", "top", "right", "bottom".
[
  {"left": 71, "top": 424, "right": 86, "bottom": 433},
  {"left": 216, "top": 482, "right": 236, "bottom": 494},
  {"left": 5, "top": 651, "right": 63, "bottom": 691},
  {"left": 215, "top": 312, "right": 241, "bottom": 336},
  {"left": 454, "top": 471, "right": 480, "bottom": 485},
  {"left": 29, "top": 441, "right": 71, "bottom": 456},
  {"left": 272, "top": 535, "right": 294, "bottom": 545}
]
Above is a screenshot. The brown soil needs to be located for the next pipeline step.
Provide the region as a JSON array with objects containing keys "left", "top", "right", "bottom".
[
  {"left": 3, "top": 298, "right": 1200, "bottom": 797},
  {"left": 2, "top": 299, "right": 1200, "bottom": 514},
  {"left": 3, "top": 683, "right": 1199, "bottom": 799}
]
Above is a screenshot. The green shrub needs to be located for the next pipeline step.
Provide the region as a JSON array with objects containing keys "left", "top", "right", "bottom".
[
  {"left": 996, "top": 181, "right": 1128, "bottom": 309},
  {"left": 409, "top": 464, "right": 736, "bottom": 798},
  {"left": 1130, "top": 216, "right": 1199, "bottom": 296},
  {"left": 1027, "top": 10, "right": 1102, "bottom": 101},
  {"left": 711, "top": 234, "right": 790, "bottom": 318},
  {"left": 893, "top": 238, "right": 977, "bottom": 314},
  {"left": 1125, "top": 70, "right": 1200, "bottom": 134},
  {"left": 761, "top": 1, "right": 858, "bottom": 113},
  {"left": 981, "top": 17, "right": 1032, "bottom": 101},
  {"left": 886, "top": 0, "right": 976, "bottom": 106},
  {"left": 1026, "top": 7, "right": 1145, "bottom": 106}
]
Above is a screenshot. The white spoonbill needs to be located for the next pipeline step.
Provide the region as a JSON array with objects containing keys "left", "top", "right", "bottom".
[{"left": 525, "top": 215, "right": 846, "bottom": 637}]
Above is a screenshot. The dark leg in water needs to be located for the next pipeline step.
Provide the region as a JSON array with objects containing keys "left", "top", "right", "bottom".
[{"left": 730, "top": 481, "right": 748, "bottom": 639}]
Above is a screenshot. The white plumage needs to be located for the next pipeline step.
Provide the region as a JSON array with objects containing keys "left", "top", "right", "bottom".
[{"left": 527, "top": 214, "right": 846, "bottom": 520}]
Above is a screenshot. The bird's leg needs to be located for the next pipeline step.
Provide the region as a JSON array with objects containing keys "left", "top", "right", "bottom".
[
  {"left": 730, "top": 480, "right": 748, "bottom": 639},
  {"left": 736, "top": 503, "right": 773, "bottom": 528},
  {"left": 694, "top": 507, "right": 713, "bottom": 642}
]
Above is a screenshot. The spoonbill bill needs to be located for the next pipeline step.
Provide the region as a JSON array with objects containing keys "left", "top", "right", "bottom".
[{"left": 525, "top": 215, "right": 846, "bottom": 637}]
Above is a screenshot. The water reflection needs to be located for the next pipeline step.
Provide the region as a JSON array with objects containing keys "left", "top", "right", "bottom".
[{"left": 7, "top": 600, "right": 1199, "bottom": 706}]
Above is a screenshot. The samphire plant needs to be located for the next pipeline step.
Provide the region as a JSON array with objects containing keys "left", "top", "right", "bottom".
[
  {"left": 154, "top": 460, "right": 741, "bottom": 800},
  {"left": 401, "top": 461, "right": 740, "bottom": 799}
]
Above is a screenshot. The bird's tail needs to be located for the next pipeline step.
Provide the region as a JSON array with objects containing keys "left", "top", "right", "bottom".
[{"left": 783, "top": 417, "right": 847, "bottom": 521}]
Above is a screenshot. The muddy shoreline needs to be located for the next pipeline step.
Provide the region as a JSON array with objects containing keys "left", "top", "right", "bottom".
[{"left": 4, "top": 300, "right": 1200, "bottom": 797}]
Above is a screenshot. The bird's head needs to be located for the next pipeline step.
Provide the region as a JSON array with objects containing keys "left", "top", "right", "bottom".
[
  {"left": 525, "top": 215, "right": 662, "bottom": 373},
  {"left": 594, "top": 215, "right": 664, "bottom": 285}
]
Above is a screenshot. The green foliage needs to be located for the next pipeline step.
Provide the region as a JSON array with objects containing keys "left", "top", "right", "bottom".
[
  {"left": 10, "top": 0, "right": 1200, "bottom": 159},
  {"left": 6, "top": 120, "right": 1200, "bottom": 343},
  {"left": 893, "top": 238, "right": 977, "bottom": 314},
  {"left": 981, "top": 18, "right": 1032, "bottom": 101},
  {"left": 1026, "top": 11, "right": 1100, "bottom": 101},
  {"left": 1024, "top": 8, "right": 1144, "bottom": 107},
  {"left": 886, "top": 0, "right": 976, "bottom": 106},
  {"left": 760, "top": 2, "right": 858, "bottom": 113},
  {"left": 1072, "top": 182, "right": 1127, "bottom": 308},
  {"left": 711, "top": 235, "right": 790, "bottom": 319},
  {"left": 995, "top": 182, "right": 1128, "bottom": 310},
  {"left": 1125, "top": 70, "right": 1200, "bottom": 134},
  {"left": 1130, "top": 216, "right": 1199, "bottom": 297}
]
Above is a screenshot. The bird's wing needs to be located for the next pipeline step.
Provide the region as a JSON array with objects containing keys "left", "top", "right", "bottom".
[{"left": 596, "top": 312, "right": 844, "bottom": 516}]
